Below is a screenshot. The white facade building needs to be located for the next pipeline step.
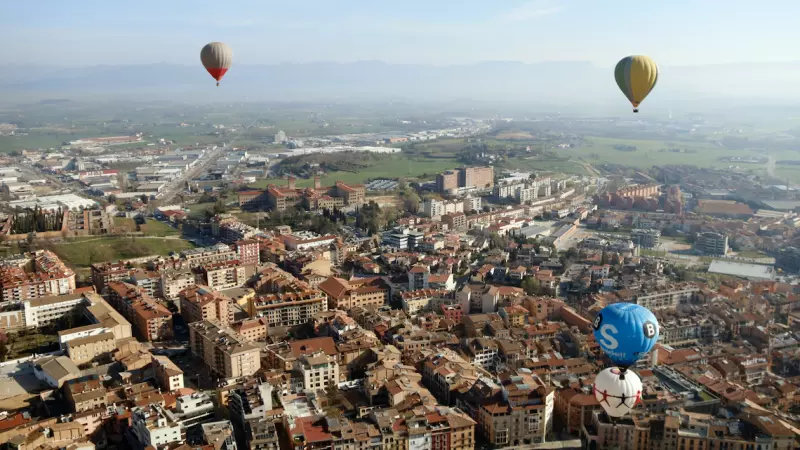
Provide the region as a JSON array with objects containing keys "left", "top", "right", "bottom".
[{"left": 132, "top": 405, "right": 183, "bottom": 448}]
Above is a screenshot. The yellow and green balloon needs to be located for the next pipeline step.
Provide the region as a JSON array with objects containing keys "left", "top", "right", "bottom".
[{"left": 614, "top": 55, "right": 658, "bottom": 113}]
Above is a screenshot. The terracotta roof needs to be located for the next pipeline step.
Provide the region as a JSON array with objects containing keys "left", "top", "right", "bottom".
[{"left": 290, "top": 337, "right": 337, "bottom": 358}]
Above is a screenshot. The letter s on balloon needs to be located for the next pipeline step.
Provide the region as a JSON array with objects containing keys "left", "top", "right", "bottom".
[{"left": 598, "top": 324, "right": 619, "bottom": 350}]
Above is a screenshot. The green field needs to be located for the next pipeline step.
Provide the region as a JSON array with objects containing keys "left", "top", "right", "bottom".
[
  {"left": 140, "top": 219, "right": 180, "bottom": 236},
  {"left": 558, "top": 136, "right": 766, "bottom": 168},
  {"left": 250, "top": 156, "right": 462, "bottom": 189},
  {"left": 114, "top": 218, "right": 180, "bottom": 236},
  {"left": 52, "top": 237, "right": 194, "bottom": 267}
]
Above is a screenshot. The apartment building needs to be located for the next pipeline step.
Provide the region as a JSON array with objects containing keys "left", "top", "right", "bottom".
[
  {"left": 161, "top": 270, "right": 196, "bottom": 301},
  {"left": 318, "top": 276, "right": 389, "bottom": 310},
  {"left": 91, "top": 261, "right": 135, "bottom": 292},
  {"left": 180, "top": 285, "right": 235, "bottom": 325},
  {"left": 152, "top": 354, "right": 185, "bottom": 392},
  {"left": 473, "top": 370, "right": 554, "bottom": 446},
  {"left": 234, "top": 240, "right": 260, "bottom": 266},
  {"left": 132, "top": 298, "right": 173, "bottom": 342},
  {"left": 65, "top": 376, "right": 108, "bottom": 413},
  {"left": 181, "top": 243, "right": 237, "bottom": 268},
  {"left": 0, "top": 251, "right": 76, "bottom": 303},
  {"left": 696, "top": 231, "right": 729, "bottom": 256},
  {"left": 196, "top": 260, "right": 246, "bottom": 291},
  {"left": 227, "top": 379, "right": 275, "bottom": 450},
  {"left": 248, "top": 291, "right": 327, "bottom": 328},
  {"left": 129, "top": 269, "right": 162, "bottom": 298},
  {"left": 294, "top": 351, "right": 340, "bottom": 393},
  {"left": 189, "top": 320, "right": 261, "bottom": 379},
  {"left": 65, "top": 331, "right": 116, "bottom": 366},
  {"left": 23, "top": 293, "right": 85, "bottom": 327},
  {"left": 442, "top": 212, "right": 468, "bottom": 231},
  {"left": 131, "top": 404, "right": 182, "bottom": 448}
]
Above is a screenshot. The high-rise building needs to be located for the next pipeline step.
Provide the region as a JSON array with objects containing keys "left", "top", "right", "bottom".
[
  {"left": 436, "top": 170, "right": 460, "bottom": 193},
  {"left": 436, "top": 167, "right": 494, "bottom": 193}
]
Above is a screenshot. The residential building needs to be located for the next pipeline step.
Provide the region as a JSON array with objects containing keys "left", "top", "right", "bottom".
[
  {"left": 294, "top": 351, "right": 340, "bottom": 392},
  {"left": 423, "top": 198, "right": 464, "bottom": 220},
  {"left": 132, "top": 297, "right": 173, "bottom": 342},
  {"left": 182, "top": 243, "right": 237, "bottom": 268},
  {"left": 401, "top": 289, "right": 452, "bottom": 316},
  {"left": 23, "top": 293, "right": 85, "bottom": 328},
  {"left": 408, "top": 265, "right": 430, "bottom": 290},
  {"left": 248, "top": 290, "right": 327, "bottom": 328},
  {"left": 128, "top": 269, "right": 162, "bottom": 298},
  {"left": 91, "top": 261, "right": 135, "bottom": 293},
  {"left": 65, "top": 331, "right": 116, "bottom": 366},
  {"left": 630, "top": 228, "right": 661, "bottom": 249},
  {"left": 436, "top": 170, "right": 459, "bottom": 194},
  {"left": 0, "top": 251, "right": 76, "bottom": 303},
  {"left": 318, "top": 276, "right": 389, "bottom": 310},
  {"left": 161, "top": 270, "right": 197, "bottom": 301},
  {"left": 696, "top": 231, "right": 729, "bottom": 256},
  {"left": 65, "top": 376, "right": 108, "bottom": 413},
  {"left": 189, "top": 320, "right": 261, "bottom": 379},
  {"left": 131, "top": 404, "right": 183, "bottom": 448},
  {"left": 235, "top": 240, "right": 261, "bottom": 266},
  {"left": 442, "top": 212, "right": 467, "bottom": 231},
  {"left": 202, "top": 421, "right": 238, "bottom": 450},
  {"left": 474, "top": 370, "right": 554, "bottom": 446},
  {"left": 153, "top": 354, "right": 185, "bottom": 392},
  {"left": 197, "top": 260, "right": 246, "bottom": 291},
  {"left": 181, "top": 285, "right": 235, "bottom": 325},
  {"left": 228, "top": 379, "right": 276, "bottom": 450}
]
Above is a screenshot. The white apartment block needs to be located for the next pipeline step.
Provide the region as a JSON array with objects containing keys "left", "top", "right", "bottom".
[
  {"left": 23, "top": 293, "right": 85, "bottom": 328},
  {"left": 294, "top": 351, "right": 340, "bottom": 392},
  {"left": 132, "top": 405, "right": 183, "bottom": 448}
]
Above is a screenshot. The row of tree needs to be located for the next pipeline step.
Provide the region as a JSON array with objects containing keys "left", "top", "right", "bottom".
[{"left": 10, "top": 206, "right": 65, "bottom": 235}]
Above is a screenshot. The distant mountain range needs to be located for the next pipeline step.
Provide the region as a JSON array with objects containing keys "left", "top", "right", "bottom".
[{"left": 2, "top": 60, "right": 800, "bottom": 107}]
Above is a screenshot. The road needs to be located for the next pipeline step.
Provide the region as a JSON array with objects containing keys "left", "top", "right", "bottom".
[{"left": 157, "top": 145, "right": 228, "bottom": 205}]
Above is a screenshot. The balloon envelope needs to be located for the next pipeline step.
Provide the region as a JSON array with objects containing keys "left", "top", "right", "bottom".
[
  {"left": 593, "top": 367, "right": 642, "bottom": 418},
  {"left": 614, "top": 55, "right": 658, "bottom": 111},
  {"left": 593, "top": 303, "right": 659, "bottom": 367},
  {"left": 201, "top": 42, "right": 233, "bottom": 85}
]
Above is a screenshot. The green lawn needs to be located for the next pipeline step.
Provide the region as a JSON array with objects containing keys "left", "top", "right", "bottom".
[
  {"left": 250, "top": 156, "right": 462, "bottom": 189},
  {"left": 52, "top": 237, "right": 194, "bottom": 267},
  {"left": 114, "top": 218, "right": 179, "bottom": 236},
  {"left": 140, "top": 219, "right": 180, "bottom": 236},
  {"left": 186, "top": 202, "right": 217, "bottom": 219}
]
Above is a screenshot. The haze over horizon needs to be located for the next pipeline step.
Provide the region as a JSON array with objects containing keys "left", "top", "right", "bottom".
[{"left": 2, "top": 0, "right": 798, "bottom": 67}]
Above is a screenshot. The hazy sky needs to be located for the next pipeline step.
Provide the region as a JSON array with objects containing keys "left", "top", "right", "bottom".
[{"left": 2, "top": 0, "right": 798, "bottom": 67}]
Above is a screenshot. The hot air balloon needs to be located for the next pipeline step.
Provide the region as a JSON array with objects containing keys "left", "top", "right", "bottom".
[
  {"left": 593, "top": 303, "right": 659, "bottom": 368},
  {"left": 201, "top": 42, "right": 233, "bottom": 87},
  {"left": 614, "top": 55, "right": 658, "bottom": 113},
  {"left": 593, "top": 367, "right": 642, "bottom": 418}
]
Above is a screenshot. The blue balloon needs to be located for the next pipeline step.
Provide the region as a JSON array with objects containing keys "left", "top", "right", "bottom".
[{"left": 592, "top": 303, "right": 659, "bottom": 367}]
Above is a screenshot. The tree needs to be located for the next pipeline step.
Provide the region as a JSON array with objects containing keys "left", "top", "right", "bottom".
[
  {"left": 521, "top": 277, "right": 542, "bottom": 295},
  {"left": 403, "top": 191, "right": 421, "bottom": 214}
]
